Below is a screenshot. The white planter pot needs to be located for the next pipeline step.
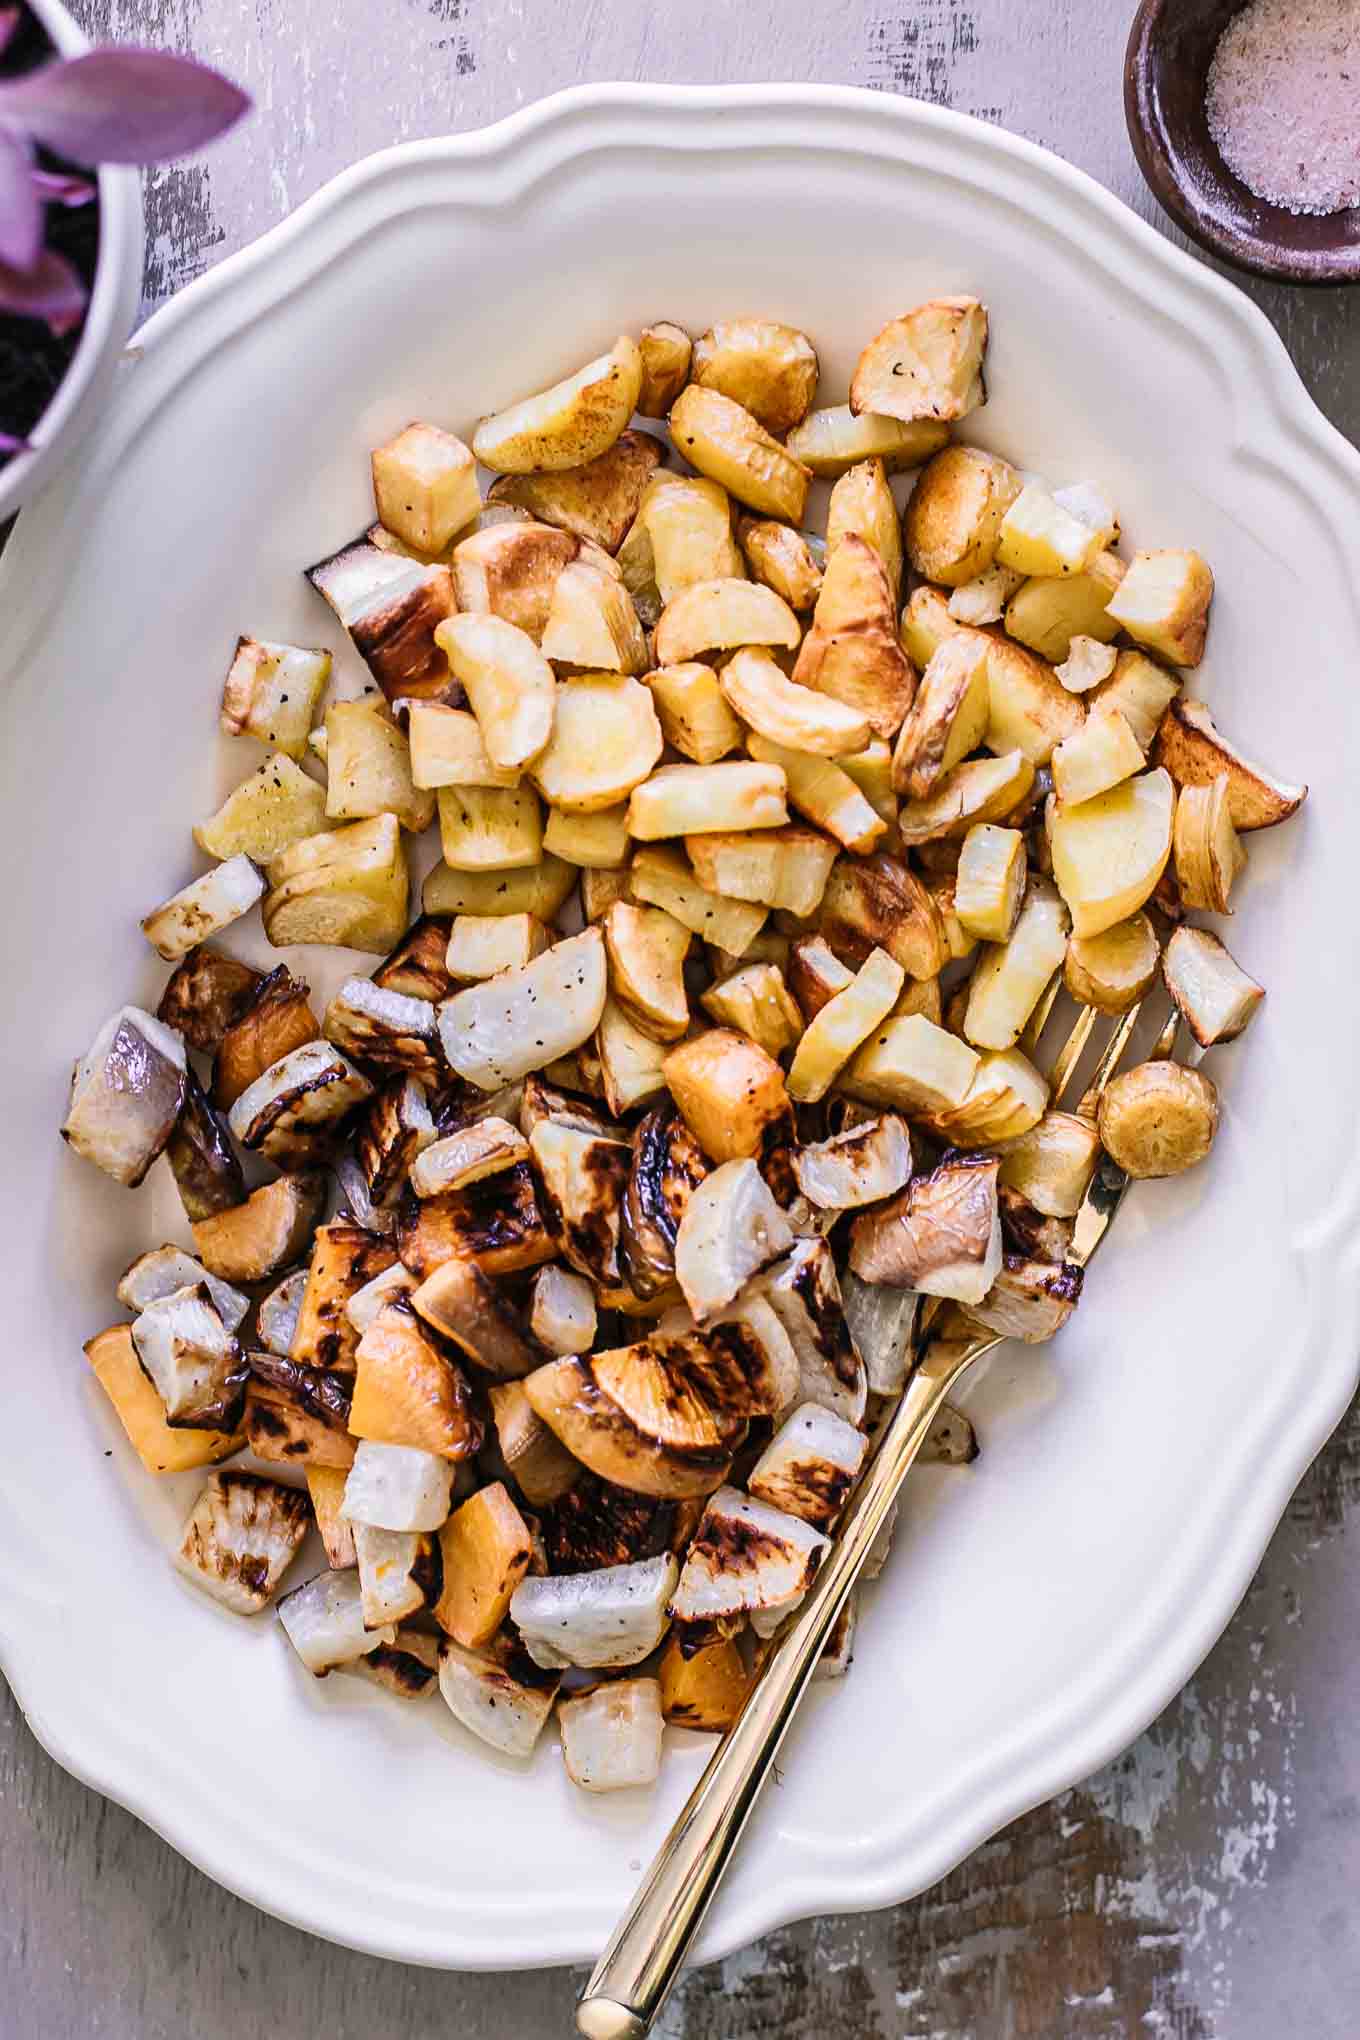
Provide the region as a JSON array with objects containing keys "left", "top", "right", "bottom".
[{"left": 0, "top": 0, "right": 143, "bottom": 523}]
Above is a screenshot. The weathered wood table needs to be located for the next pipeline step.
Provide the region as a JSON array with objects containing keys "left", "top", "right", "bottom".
[{"left": 5, "top": 3, "right": 1357, "bottom": 2033}]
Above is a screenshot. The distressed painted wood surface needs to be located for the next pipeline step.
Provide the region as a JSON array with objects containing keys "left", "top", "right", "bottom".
[{"left": 3, "top": 2, "right": 1357, "bottom": 2034}]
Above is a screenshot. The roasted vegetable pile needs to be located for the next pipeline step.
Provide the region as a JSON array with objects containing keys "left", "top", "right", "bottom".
[{"left": 66, "top": 300, "right": 1302, "bottom": 1790}]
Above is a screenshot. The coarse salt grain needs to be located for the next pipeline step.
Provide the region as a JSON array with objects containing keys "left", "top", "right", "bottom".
[{"left": 1205, "top": 0, "right": 1360, "bottom": 217}]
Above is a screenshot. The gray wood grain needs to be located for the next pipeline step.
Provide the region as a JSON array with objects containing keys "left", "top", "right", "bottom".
[{"left": 5, "top": 2, "right": 1357, "bottom": 2034}]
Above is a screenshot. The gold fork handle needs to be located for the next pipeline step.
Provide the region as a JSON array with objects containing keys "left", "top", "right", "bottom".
[{"left": 576, "top": 1333, "right": 999, "bottom": 2040}]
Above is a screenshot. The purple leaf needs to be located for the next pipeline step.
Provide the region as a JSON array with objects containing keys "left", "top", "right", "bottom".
[
  {"left": 31, "top": 167, "right": 96, "bottom": 207},
  {"left": 0, "top": 49, "right": 250, "bottom": 167},
  {"left": 0, "top": 10, "right": 18, "bottom": 63},
  {"left": 0, "top": 124, "right": 39, "bottom": 270},
  {"left": 0, "top": 246, "right": 86, "bottom": 333}
]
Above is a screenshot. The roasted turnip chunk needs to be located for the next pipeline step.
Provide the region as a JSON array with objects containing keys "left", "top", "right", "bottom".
[
  {"left": 132, "top": 1285, "right": 248, "bottom": 1430},
  {"left": 511, "top": 1552, "right": 679, "bottom": 1671},
  {"left": 408, "top": 1117, "right": 528, "bottom": 1197},
  {"left": 528, "top": 1120, "right": 630, "bottom": 1287},
  {"left": 841, "top": 1272, "right": 918, "bottom": 1398},
  {"left": 814, "top": 1592, "right": 856, "bottom": 1679},
  {"left": 117, "top": 1244, "right": 249, "bottom": 1336},
  {"left": 344, "top": 1627, "right": 441, "bottom": 1699},
  {"left": 322, "top": 978, "right": 445, "bottom": 1085},
  {"left": 354, "top": 1077, "right": 437, "bottom": 1205},
  {"left": 410, "top": 1256, "right": 543, "bottom": 1379},
  {"left": 436, "top": 928, "right": 608, "bottom": 1091},
  {"left": 699, "top": 1293, "right": 801, "bottom": 1418},
  {"left": 220, "top": 636, "right": 331, "bottom": 756},
  {"left": 354, "top": 1523, "right": 440, "bottom": 1627},
  {"left": 278, "top": 1568, "right": 397, "bottom": 1674},
  {"left": 165, "top": 1067, "right": 246, "bottom": 1221},
  {"left": 849, "top": 1153, "right": 1001, "bottom": 1305},
  {"left": 559, "top": 1678, "right": 664, "bottom": 1794},
  {"left": 140, "top": 855, "right": 265, "bottom": 962},
  {"left": 529, "top": 1264, "right": 596, "bottom": 1355},
  {"left": 671, "top": 1486, "right": 829, "bottom": 1635},
  {"left": 747, "top": 1402, "right": 867, "bottom": 1530},
  {"left": 793, "top": 1114, "right": 913, "bottom": 1211},
  {"left": 345, "top": 1261, "right": 416, "bottom": 1337},
  {"left": 306, "top": 538, "right": 454, "bottom": 705},
  {"left": 964, "top": 1256, "right": 1083, "bottom": 1343},
  {"left": 341, "top": 1440, "right": 455, "bottom": 1533},
  {"left": 61, "top": 1005, "right": 186, "bottom": 1186},
  {"left": 175, "top": 1471, "right": 309, "bottom": 1615},
  {"left": 674, "top": 1158, "right": 793, "bottom": 1323},
  {"left": 334, "top": 1153, "right": 398, "bottom": 1236},
  {"left": 759, "top": 1239, "right": 866, "bottom": 1425},
  {"left": 438, "top": 1638, "right": 559, "bottom": 1759},
  {"left": 227, "top": 1040, "right": 374, "bottom": 1165}
]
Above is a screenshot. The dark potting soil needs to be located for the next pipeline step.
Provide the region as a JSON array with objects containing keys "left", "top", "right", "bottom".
[{"left": 0, "top": 2, "right": 101, "bottom": 471}]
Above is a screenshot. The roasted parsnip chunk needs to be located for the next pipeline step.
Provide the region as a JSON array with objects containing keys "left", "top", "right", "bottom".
[
  {"left": 786, "top": 404, "right": 948, "bottom": 477},
  {"left": 669, "top": 383, "right": 811, "bottom": 523},
  {"left": 487, "top": 430, "right": 663, "bottom": 553},
  {"left": 628, "top": 844, "right": 766, "bottom": 953},
  {"left": 1004, "top": 550, "right": 1125, "bottom": 664},
  {"left": 219, "top": 638, "right": 330, "bottom": 758},
  {"left": 628, "top": 760, "right": 788, "bottom": 839},
  {"left": 445, "top": 911, "right": 551, "bottom": 981},
  {"left": 954, "top": 823, "right": 1026, "bottom": 942},
  {"left": 371, "top": 421, "right": 479, "bottom": 554},
  {"left": 898, "top": 750, "right": 1037, "bottom": 845},
  {"left": 983, "top": 633, "right": 1085, "bottom": 765},
  {"left": 1098, "top": 1061, "right": 1220, "bottom": 1178},
  {"left": 1162, "top": 925, "right": 1264, "bottom": 1047},
  {"left": 923, "top": 1044, "right": 1048, "bottom": 1148},
  {"left": 746, "top": 734, "right": 886, "bottom": 855},
  {"left": 350, "top": 1299, "right": 483, "bottom": 1460},
  {"left": 61, "top": 1005, "right": 186, "bottom": 1186},
  {"left": 435, "top": 611, "right": 556, "bottom": 770},
  {"left": 748, "top": 1402, "right": 868, "bottom": 1530},
  {"left": 793, "top": 1113, "right": 913, "bottom": 1210},
  {"left": 526, "top": 1265, "right": 598, "bottom": 1361},
  {"left": 997, "top": 1111, "right": 1101, "bottom": 1218},
  {"left": 1051, "top": 703, "right": 1144, "bottom": 809},
  {"left": 596, "top": 997, "right": 671, "bottom": 1116},
  {"left": 1105, "top": 548, "right": 1214, "bottom": 666},
  {"left": 663, "top": 1029, "right": 792, "bottom": 1165},
  {"left": 789, "top": 947, "right": 905, "bottom": 1103},
  {"left": 851, "top": 297, "right": 987, "bottom": 423},
  {"left": 227, "top": 1040, "right": 373, "bottom": 1166},
  {"left": 306, "top": 539, "right": 454, "bottom": 704},
  {"left": 512, "top": 1551, "right": 678, "bottom": 1670},
  {"left": 701, "top": 962, "right": 803, "bottom": 1058},
  {"left": 323, "top": 698, "right": 434, "bottom": 832},
  {"left": 437, "top": 927, "right": 607, "bottom": 1089},
  {"left": 541, "top": 561, "right": 648, "bottom": 673},
  {"left": 263, "top": 812, "right": 409, "bottom": 953},
  {"left": 141, "top": 855, "right": 264, "bottom": 963},
  {"left": 904, "top": 445, "right": 1022, "bottom": 585},
  {"left": 850, "top": 1152, "right": 1001, "bottom": 1302},
  {"left": 686, "top": 826, "right": 838, "bottom": 917},
  {"left": 530, "top": 673, "right": 663, "bottom": 813},
  {"left": 176, "top": 1471, "right": 309, "bottom": 1615},
  {"left": 472, "top": 335, "right": 643, "bottom": 472},
  {"left": 559, "top": 1678, "right": 665, "bottom": 1794},
  {"left": 792, "top": 533, "right": 915, "bottom": 740},
  {"left": 192, "top": 1174, "right": 327, "bottom": 1284},
  {"left": 542, "top": 803, "right": 630, "bottom": 869},
  {"left": 1049, "top": 768, "right": 1174, "bottom": 938},
  {"left": 995, "top": 482, "right": 1103, "bottom": 579},
  {"left": 964, "top": 877, "right": 1070, "bottom": 1051},
  {"left": 1064, "top": 911, "right": 1159, "bottom": 1014},
  {"left": 892, "top": 633, "right": 991, "bottom": 798},
  {"left": 639, "top": 472, "right": 745, "bottom": 601},
  {"left": 423, "top": 851, "right": 576, "bottom": 922},
  {"left": 654, "top": 577, "right": 800, "bottom": 667},
  {"left": 737, "top": 516, "right": 823, "bottom": 613},
  {"left": 451, "top": 520, "right": 577, "bottom": 641},
  {"left": 825, "top": 454, "right": 902, "bottom": 598},
  {"left": 720, "top": 644, "right": 870, "bottom": 757},
  {"left": 692, "top": 319, "right": 818, "bottom": 435},
  {"left": 1173, "top": 775, "right": 1245, "bottom": 914},
  {"left": 194, "top": 756, "right": 330, "bottom": 862},
  {"left": 637, "top": 322, "right": 692, "bottom": 416},
  {"left": 818, "top": 853, "right": 947, "bottom": 978},
  {"left": 437, "top": 785, "right": 543, "bottom": 872},
  {"left": 85, "top": 1324, "right": 241, "bottom": 1474},
  {"left": 1153, "top": 696, "right": 1305, "bottom": 831},
  {"left": 603, "top": 902, "right": 691, "bottom": 1042},
  {"left": 643, "top": 660, "right": 743, "bottom": 764},
  {"left": 899, "top": 582, "right": 960, "bottom": 667},
  {"left": 841, "top": 1012, "right": 979, "bottom": 1116},
  {"left": 405, "top": 703, "right": 521, "bottom": 791}
]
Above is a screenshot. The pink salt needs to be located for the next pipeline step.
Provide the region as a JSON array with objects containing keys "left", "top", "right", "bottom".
[{"left": 1205, "top": 0, "right": 1360, "bottom": 216}]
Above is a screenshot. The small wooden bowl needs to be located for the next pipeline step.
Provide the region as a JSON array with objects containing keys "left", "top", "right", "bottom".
[{"left": 1125, "top": 0, "right": 1360, "bottom": 285}]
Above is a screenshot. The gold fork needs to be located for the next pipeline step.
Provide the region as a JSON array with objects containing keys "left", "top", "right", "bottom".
[{"left": 576, "top": 992, "right": 1182, "bottom": 2040}]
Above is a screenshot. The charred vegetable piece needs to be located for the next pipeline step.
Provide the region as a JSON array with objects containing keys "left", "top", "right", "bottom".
[
  {"left": 140, "top": 856, "right": 265, "bottom": 963},
  {"left": 747, "top": 1402, "right": 868, "bottom": 1529},
  {"left": 350, "top": 1299, "right": 484, "bottom": 1461},
  {"left": 523, "top": 1346, "right": 740, "bottom": 1502},
  {"left": 84, "top": 1324, "right": 242, "bottom": 1475},
  {"left": 670, "top": 1485, "right": 829, "bottom": 1640},
  {"left": 662, "top": 1029, "right": 793, "bottom": 1167},
  {"left": 437, "top": 1636, "right": 559, "bottom": 1758},
  {"left": 353, "top": 1076, "right": 437, "bottom": 1206},
  {"left": 658, "top": 1631, "right": 751, "bottom": 1730},
  {"left": 61, "top": 1006, "right": 186, "bottom": 1187},
  {"left": 559, "top": 1677, "right": 665, "bottom": 1793},
  {"left": 487, "top": 1379, "right": 581, "bottom": 1506},
  {"left": 343, "top": 1626, "right": 441, "bottom": 1699},
  {"left": 290, "top": 1223, "right": 398, "bottom": 1376},
  {"left": 512, "top": 1552, "right": 678, "bottom": 1670},
  {"left": 840, "top": 1272, "right": 917, "bottom": 1399},
  {"left": 409, "top": 1118, "right": 528, "bottom": 1198},
  {"left": 117, "top": 1244, "right": 249, "bottom": 1335},
  {"left": 306, "top": 537, "right": 455, "bottom": 704},
  {"left": 322, "top": 977, "right": 446, "bottom": 1085},
  {"left": 619, "top": 1104, "right": 709, "bottom": 1300},
  {"left": 227, "top": 1040, "right": 373, "bottom": 1167},
  {"left": 528, "top": 1120, "right": 630, "bottom": 1288},
  {"left": 175, "top": 1470, "right": 310, "bottom": 1615},
  {"left": 792, "top": 1114, "right": 912, "bottom": 1210},
  {"left": 278, "top": 1569, "right": 397, "bottom": 1675},
  {"left": 394, "top": 1163, "right": 555, "bottom": 1281},
  {"left": 345, "top": 1262, "right": 415, "bottom": 1339},
  {"left": 244, "top": 1376, "right": 355, "bottom": 1472},
  {"left": 192, "top": 1174, "right": 327, "bottom": 1283},
  {"left": 540, "top": 1473, "right": 683, "bottom": 1576},
  {"left": 409, "top": 1255, "right": 544, "bottom": 1379},
  {"left": 436, "top": 927, "right": 609, "bottom": 1092},
  {"left": 354, "top": 1524, "right": 442, "bottom": 1626},
  {"left": 166, "top": 1066, "right": 246, "bottom": 1222},
  {"left": 674, "top": 1158, "right": 794, "bottom": 1323},
  {"left": 758, "top": 1239, "right": 867, "bottom": 1426},
  {"left": 849, "top": 1152, "right": 1001, "bottom": 1304},
  {"left": 428, "top": 1481, "right": 532, "bottom": 1647},
  {"left": 157, "top": 946, "right": 263, "bottom": 1053},
  {"left": 997, "top": 1186, "right": 1076, "bottom": 1265},
  {"left": 212, "top": 965, "right": 319, "bottom": 1110},
  {"left": 305, "top": 1465, "right": 356, "bottom": 1568},
  {"left": 962, "top": 1255, "right": 1083, "bottom": 1343},
  {"left": 372, "top": 914, "right": 457, "bottom": 1003},
  {"left": 131, "top": 1285, "right": 249, "bottom": 1432}
]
